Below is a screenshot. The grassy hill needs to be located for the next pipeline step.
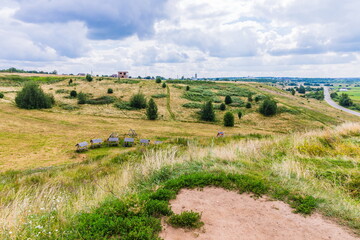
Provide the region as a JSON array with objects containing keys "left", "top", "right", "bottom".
[{"left": 0, "top": 74, "right": 359, "bottom": 239}]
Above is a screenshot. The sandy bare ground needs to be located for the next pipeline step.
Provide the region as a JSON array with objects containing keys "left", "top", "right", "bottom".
[{"left": 160, "top": 188, "right": 358, "bottom": 240}]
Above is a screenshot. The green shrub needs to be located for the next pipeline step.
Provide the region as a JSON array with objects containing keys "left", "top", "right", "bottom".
[
  {"left": 77, "top": 92, "right": 88, "bottom": 104},
  {"left": 151, "top": 94, "right": 167, "bottom": 98},
  {"left": 162, "top": 83, "right": 166, "bottom": 88},
  {"left": 219, "top": 103, "right": 226, "bottom": 111},
  {"left": 145, "top": 200, "right": 172, "bottom": 217},
  {"left": 224, "top": 112, "right": 234, "bottom": 127},
  {"left": 259, "top": 99, "right": 277, "bottom": 116},
  {"left": 247, "top": 93, "right": 253, "bottom": 102},
  {"left": 85, "top": 74, "right": 93, "bottom": 82},
  {"left": 146, "top": 98, "right": 158, "bottom": 120},
  {"left": 245, "top": 102, "right": 252, "bottom": 108},
  {"left": 237, "top": 111, "right": 243, "bottom": 119},
  {"left": 0, "top": 92, "right": 4, "bottom": 98},
  {"left": 155, "top": 77, "right": 162, "bottom": 83},
  {"left": 168, "top": 211, "right": 203, "bottom": 229},
  {"left": 200, "top": 101, "right": 215, "bottom": 122},
  {"left": 339, "top": 93, "right": 353, "bottom": 107},
  {"left": 15, "top": 82, "right": 54, "bottom": 109},
  {"left": 70, "top": 90, "right": 77, "bottom": 98},
  {"left": 186, "top": 86, "right": 190, "bottom": 91},
  {"left": 60, "top": 103, "right": 80, "bottom": 111},
  {"left": 183, "top": 90, "right": 216, "bottom": 102},
  {"left": 68, "top": 79, "right": 73, "bottom": 85},
  {"left": 150, "top": 189, "right": 176, "bottom": 201},
  {"left": 225, "top": 95, "right": 232, "bottom": 104},
  {"left": 86, "top": 96, "right": 116, "bottom": 105},
  {"left": 290, "top": 195, "right": 320, "bottom": 215},
  {"left": 107, "top": 88, "right": 113, "bottom": 94},
  {"left": 55, "top": 89, "right": 69, "bottom": 94},
  {"left": 130, "top": 92, "right": 147, "bottom": 109},
  {"left": 114, "top": 101, "right": 133, "bottom": 110},
  {"left": 182, "top": 102, "right": 203, "bottom": 109},
  {"left": 254, "top": 94, "right": 267, "bottom": 102},
  {"left": 298, "top": 85, "right": 306, "bottom": 94}
]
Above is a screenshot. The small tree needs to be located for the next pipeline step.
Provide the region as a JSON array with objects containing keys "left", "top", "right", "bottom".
[
  {"left": 220, "top": 103, "right": 226, "bottom": 111},
  {"left": 146, "top": 98, "right": 158, "bottom": 120},
  {"left": 237, "top": 111, "right": 243, "bottom": 119},
  {"left": 291, "top": 88, "right": 296, "bottom": 96},
  {"left": 0, "top": 92, "right": 4, "bottom": 98},
  {"left": 162, "top": 83, "right": 167, "bottom": 88},
  {"left": 155, "top": 77, "right": 162, "bottom": 83},
  {"left": 200, "top": 101, "right": 215, "bottom": 122},
  {"left": 15, "top": 82, "right": 54, "bottom": 109},
  {"left": 247, "top": 94, "right": 253, "bottom": 102},
  {"left": 186, "top": 86, "right": 190, "bottom": 91},
  {"left": 225, "top": 95, "right": 232, "bottom": 104},
  {"left": 224, "top": 112, "right": 234, "bottom": 127},
  {"left": 246, "top": 102, "right": 252, "bottom": 108},
  {"left": 339, "top": 93, "right": 353, "bottom": 107},
  {"left": 130, "top": 92, "right": 147, "bottom": 109},
  {"left": 68, "top": 79, "right": 73, "bottom": 85},
  {"left": 259, "top": 99, "right": 277, "bottom": 116},
  {"left": 70, "top": 90, "right": 77, "bottom": 98},
  {"left": 77, "top": 92, "right": 87, "bottom": 104},
  {"left": 107, "top": 88, "right": 113, "bottom": 94},
  {"left": 298, "top": 85, "right": 306, "bottom": 94},
  {"left": 330, "top": 92, "right": 338, "bottom": 99},
  {"left": 86, "top": 74, "right": 93, "bottom": 82}
]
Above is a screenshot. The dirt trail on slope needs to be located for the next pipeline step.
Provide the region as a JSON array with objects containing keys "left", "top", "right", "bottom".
[{"left": 160, "top": 188, "right": 358, "bottom": 240}]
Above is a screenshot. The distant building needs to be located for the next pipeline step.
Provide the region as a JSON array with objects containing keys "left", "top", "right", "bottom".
[{"left": 118, "top": 71, "right": 129, "bottom": 79}]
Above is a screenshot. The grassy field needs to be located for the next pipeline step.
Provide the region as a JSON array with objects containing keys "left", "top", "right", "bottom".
[{"left": 0, "top": 74, "right": 359, "bottom": 239}]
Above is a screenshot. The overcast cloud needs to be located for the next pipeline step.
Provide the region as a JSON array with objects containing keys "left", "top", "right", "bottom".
[{"left": 0, "top": 0, "right": 359, "bottom": 77}]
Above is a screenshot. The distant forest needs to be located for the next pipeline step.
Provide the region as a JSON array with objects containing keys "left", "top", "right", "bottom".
[{"left": 0, "top": 67, "right": 57, "bottom": 75}]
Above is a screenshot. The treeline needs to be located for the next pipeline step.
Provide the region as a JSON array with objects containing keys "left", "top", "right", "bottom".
[
  {"left": 0, "top": 67, "right": 57, "bottom": 75},
  {"left": 331, "top": 92, "right": 360, "bottom": 111}
]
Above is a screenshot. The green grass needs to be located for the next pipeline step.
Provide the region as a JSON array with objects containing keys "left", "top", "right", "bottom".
[{"left": 0, "top": 75, "right": 69, "bottom": 85}]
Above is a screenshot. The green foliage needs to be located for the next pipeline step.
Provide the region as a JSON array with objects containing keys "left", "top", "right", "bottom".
[
  {"left": 330, "top": 92, "right": 338, "bottom": 99},
  {"left": 183, "top": 88, "right": 217, "bottom": 102},
  {"left": 15, "top": 82, "right": 54, "bottom": 109},
  {"left": 55, "top": 89, "right": 69, "bottom": 94},
  {"left": 107, "top": 88, "right": 113, "bottom": 94},
  {"left": 85, "top": 74, "right": 93, "bottom": 82},
  {"left": 254, "top": 94, "right": 267, "bottom": 102},
  {"left": 60, "top": 103, "right": 80, "bottom": 111},
  {"left": 115, "top": 79, "right": 140, "bottom": 84},
  {"left": 114, "top": 101, "right": 133, "bottom": 110},
  {"left": 146, "top": 98, "right": 158, "bottom": 120},
  {"left": 145, "top": 200, "right": 172, "bottom": 217},
  {"left": 0, "top": 92, "right": 4, "bottom": 98},
  {"left": 70, "top": 90, "right": 77, "bottom": 98},
  {"left": 298, "top": 85, "right": 306, "bottom": 94},
  {"left": 200, "top": 101, "right": 216, "bottom": 122},
  {"left": 182, "top": 102, "right": 203, "bottom": 109},
  {"left": 277, "top": 106, "right": 300, "bottom": 115},
  {"left": 247, "top": 93, "right": 253, "bottom": 102},
  {"left": 186, "top": 86, "right": 190, "bottom": 91},
  {"left": 259, "top": 99, "right": 277, "bottom": 116},
  {"left": 162, "top": 82, "right": 166, "bottom": 88},
  {"left": 168, "top": 211, "right": 203, "bottom": 229},
  {"left": 224, "top": 112, "right": 235, "bottom": 127},
  {"left": 149, "top": 189, "right": 177, "bottom": 201},
  {"left": 68, "top": 79, "right": 73, "bottom": 85},
  {"left": 245, "top": 102, "right": 252, "bottom": 108},
  {"left": 237, "top": 111, "right": 243, "bottom": 119},
  {"left": 217, "top": 86, "right": 254, "bottom": 97},
  {"left": 151, "top": 93, "right": 167, "bottom": 98},
  {"left": 155, "top": 77, "right": 162, "bottom": 83},
  {"left": 291, "top": 88, "right": 296, "bottom": 95},
  {"left": 339, "top": 93, "right": 353, "bottom": 107},
  {"left": 290, "top": 195, "right": 320, "bottom": 215},
  {"left": 225, "top": 95, "right": 232, "bottom": 104},
  {"left": 77, "top": 92, "right": 88, "bottom": 104},
  {"left": 219, "top": 103, "right": 226, "bottom": 111},
  {"left": 86, "top": 96, "right": 116, "bottom": 105},
  {"left": 305, "top": 91, "right": 324, "bottom": 100},
  {"left": 130, "top": 92, "right": 147, "bottom": 109}
]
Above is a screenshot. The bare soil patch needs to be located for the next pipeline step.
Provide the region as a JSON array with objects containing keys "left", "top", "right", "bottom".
[{"left": 160, "top": 187, "right": 358, "bottom": 240}]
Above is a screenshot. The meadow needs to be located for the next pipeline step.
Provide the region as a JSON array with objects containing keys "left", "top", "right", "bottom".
[{"left": 0, "top": 74, "right": 359, "bottom": 239}]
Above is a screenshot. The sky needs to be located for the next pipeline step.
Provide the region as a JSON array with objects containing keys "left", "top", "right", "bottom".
[{"left": 0, "top": 0, "right": 360, "bottom": 78}]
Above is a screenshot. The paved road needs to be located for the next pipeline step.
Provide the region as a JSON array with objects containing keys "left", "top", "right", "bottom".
[{"left": 323, "top": 86, "right": 360, "bottom": 117}]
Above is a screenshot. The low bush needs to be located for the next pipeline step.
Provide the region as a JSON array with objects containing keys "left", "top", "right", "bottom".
[
  {"left": 238, "top": 111, "right": 243, "bottom": 119},
  {"left": 77, "top": 92, "right": 87, "bottom": 104},
  {"left": 289, "top": 195, "right": 320, "bottom": 215},
  {"left": 60, "top": 103, "right": 80, "bottom": 111},
  {"left": 162, "top": 83, "right": 166, "bottom": 88},
  {"left": 130, "top": 92, "right": 147, "bottom": 109},
  {"left": 167, "top": 211, "right": 203, "bottom": 229},
  {"left": 55, "top": 89, "right": 69, "bottom": 94},
  {"left": 15, "top": 82, "right": 54, "bottom": 109},
  {"left": 107, "top": 88, "right": 113, "bottom": 94},
  {"left": 259, "top": 99, "right": 277, "bottom": 116},
  {"left": 245, "top": 102, "right": 252, "bottom": 108},
  {"left": 86, "top": 96, "right": 116, "bottom": 105},
  {"left": 182, "top": 102, "right": 203, "bottom": 109},
  {"left": 151, "top": 94, "right": 167, "bottom": 98},
  {"left": 219, "top": 103, "right": 226, "bottom": 111},
  {"left": 70, "top": 90, "right": 77, "bottom": 98},
  {"left": 0, "top": 92, "right": 4, "bottom": 98},
  {"left": 225, "top": 95, "right": 232, "bottom": 104},
  {"left": 224, "top": 112, "right": 234, "bottom": 127},
  {"left": 114, "top": 101, "right": 133, "bottom": 110}
]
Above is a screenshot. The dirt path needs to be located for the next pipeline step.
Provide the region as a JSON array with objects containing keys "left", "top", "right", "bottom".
[
  {"left": 160, "top": 188, "right": 358, "bottom": 240},
  {"left": 324, "top": 86, "right": 360, "bottom": 117}
]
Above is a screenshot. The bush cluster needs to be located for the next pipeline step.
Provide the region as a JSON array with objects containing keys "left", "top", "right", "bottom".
[
  {"left": 224, "top": 112, "right": 234, "bottom": 127},
  {"left": 130, "top": 92, "right": 147, "bottom": 109},
  {"left": 200, "top": 101, "right": 215, "bottom": 122},
  {"left": 259, "top": 99, "right": 277, "bottom": 116},
  {"left": 168, "top": 211, "right": 203, "bottom": 229},
  {"left": 15, "top": 82, "right": 54, "bottom": 109}
]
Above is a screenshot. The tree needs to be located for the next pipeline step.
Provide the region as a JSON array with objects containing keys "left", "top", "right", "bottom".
[
  {"left": 200, "top": 101, "right": 215, "bottom": 122},
  {"left": 259, "top": 99, "right": 277, "bottom": 116},
  {"left": 70, "top": 90, "right": 77, "bottom": 98},
  {"left": 107, "top": 88, "right": 113, "bottom": 94},
  {"left": 237, "top": 111, "right": 243, "bottom": 119},
  {"left": 162, "top": 82, "right": 167, "bottom": 88},
  {"left": 0, "top": 92, "right": 4, "bottom": 98},
  {"left": 146, "top": 98, "right": 158, "bottom": 120},
  {"left": 220, "top": 103, "right": 226, "bottom": 111},
  {"left": 77, "top": 92, "right": 87, "bottom": 104},
  {"left": 68, "top": 79, "right": 73, "bottom": 85},
  {"left": 186, "top": 86, "right": 190, "bottom": 91},
  {"left": 330, "top": 92, "right": 338, "bottom": 99},
  {"left": 223, "top": 112, "right": 234, "bottom": 127},
  {"left": 86, "top": 74, "right": 93, "bottom": 82},
  {"left": 155, "top": 76, "right": 162, "bottom": 83},
  {"left": 291, "top": 88, "right": 296, "bottom": 95},
  {"left": 130, "top": 92, "right": 147, "bottom": 109},
  {"left": 225, "top": 95, "right": 232, "bottom": 104},
  {"left": 15, "top": 82, "right": 54, "bottom": 109},
  {"left": 339, "top": 93, "right": 353, "bottom": 107},
  {"left": 247, "top": 94, "right": 253, "bottom": 102},
  {"left": 246, "top": 102, "right": 252, "bottom": 108},
  {"left": 298, "top": 85, "right": 306, "bottom": 94}
]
